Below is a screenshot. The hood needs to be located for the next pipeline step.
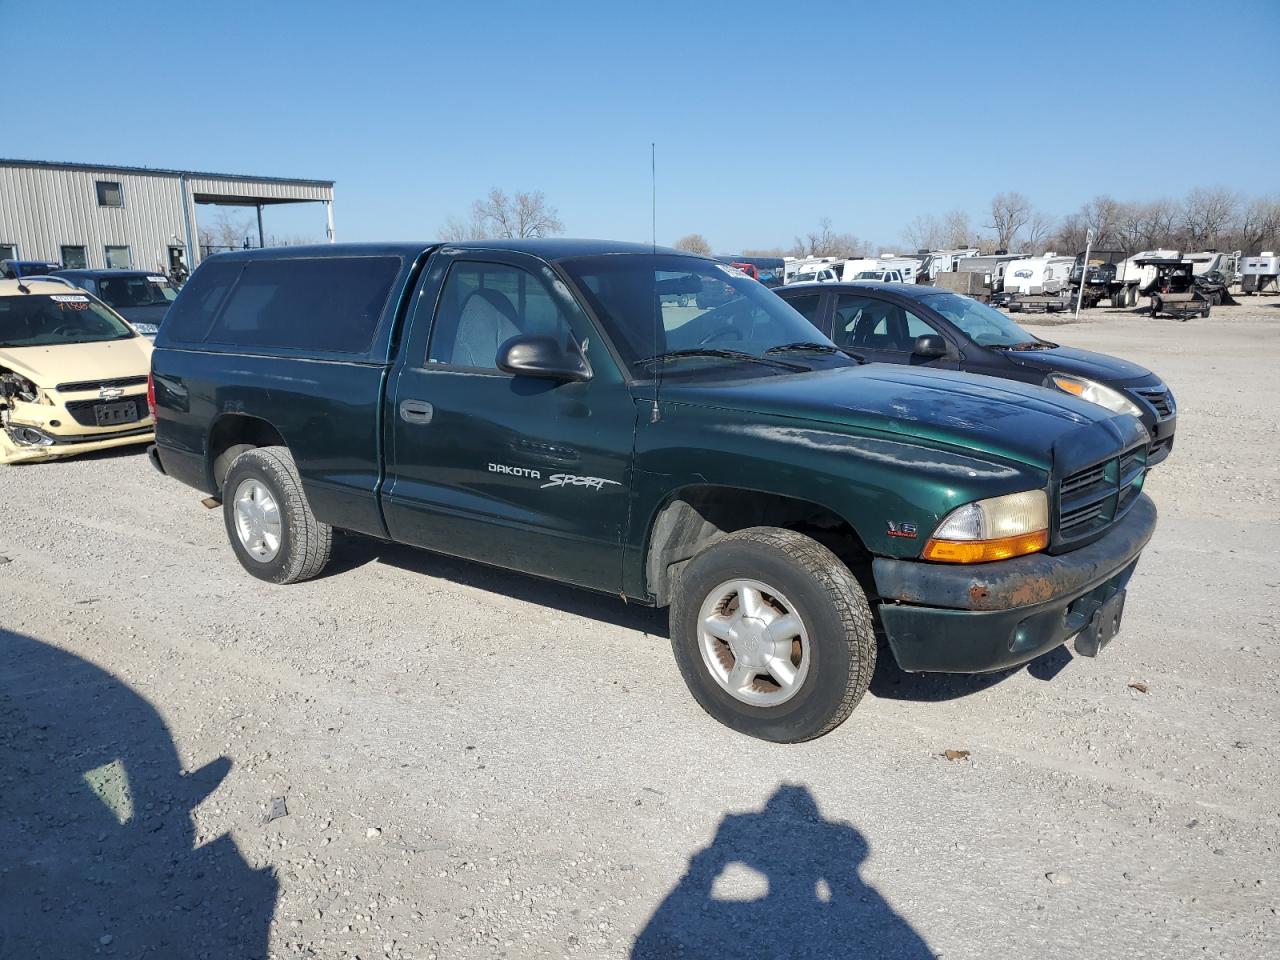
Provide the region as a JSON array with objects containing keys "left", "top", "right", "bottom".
[
  {"left": 0, "top": 336, "right": 152, "bottom": 390},
  {"left": 1000, "top": 344, "right": 1152, "bottom": 383},
  {"left": 658, "top": 364, "right": 1147, "bottom": 473}
]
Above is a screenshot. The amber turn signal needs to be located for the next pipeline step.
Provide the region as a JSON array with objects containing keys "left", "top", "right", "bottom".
[{"left": 922, "top": 530, "right": 1049, "bottom": 563}]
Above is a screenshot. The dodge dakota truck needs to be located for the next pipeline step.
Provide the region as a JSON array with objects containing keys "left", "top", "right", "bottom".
[{"left": 149, "top": 241, "right": 1156, "bottom": 742}]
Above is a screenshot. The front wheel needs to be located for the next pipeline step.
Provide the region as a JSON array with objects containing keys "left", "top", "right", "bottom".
[
  {"left": 669, "top": 527, "right": 875, "bottom": 742},
  {"left": 222, "top": 446, "right": 332, "bottom": 584}
]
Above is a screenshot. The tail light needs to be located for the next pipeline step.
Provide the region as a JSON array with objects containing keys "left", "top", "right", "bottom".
[{"left": 147, "top": 371, "right": 157, "bottom": 421}]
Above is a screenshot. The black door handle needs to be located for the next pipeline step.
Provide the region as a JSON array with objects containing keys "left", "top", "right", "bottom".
[{"left": 399, "top": 399, "right": 433, "bottom": 424}]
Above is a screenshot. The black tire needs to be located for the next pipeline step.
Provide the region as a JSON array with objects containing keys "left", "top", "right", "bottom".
[
  {"left": 222, "top": 446, "right": 332, "bottom": 584},
  {"left": 669, "top": 527, "right": 875, "bottom": 742}
]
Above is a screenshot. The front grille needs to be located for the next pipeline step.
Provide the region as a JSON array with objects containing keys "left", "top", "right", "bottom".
[
  {"left": 1056, "top": 445, "right": 1148, "bottom": 546},
  {"left": 1133, "top": 386, "right": 1175, "bottom": 419},
  {"left": 56, "top": 375, "right": 148, "bottom": 394},
  {"left": 62, "top": 393, "right": 148, "bottom": 427}
]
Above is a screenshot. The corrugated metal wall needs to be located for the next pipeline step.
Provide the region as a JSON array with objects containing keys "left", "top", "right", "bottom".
[{"left": 0, "top": 162, "right": 332, "bottom": 270}]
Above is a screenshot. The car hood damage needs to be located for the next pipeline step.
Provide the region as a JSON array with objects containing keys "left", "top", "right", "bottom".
[{"left": 0, "top": 338, "right": 152, "bottom": 390}]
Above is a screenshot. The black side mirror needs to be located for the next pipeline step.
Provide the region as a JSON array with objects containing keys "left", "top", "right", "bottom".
[
  {"left": 912, "top": 334, "right": 948, "bottom": 359},
  {"left": 497, "top": 335, "right": 592, "bottom": 383}
]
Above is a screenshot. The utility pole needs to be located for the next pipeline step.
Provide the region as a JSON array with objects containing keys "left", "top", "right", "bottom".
[{"left": 1074, "top": 228, "right": 1094, "bottom": 319}]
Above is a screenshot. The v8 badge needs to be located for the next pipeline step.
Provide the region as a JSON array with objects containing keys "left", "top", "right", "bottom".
[{"left": 886, "top": 521, "right": 918, "bottom": 539}]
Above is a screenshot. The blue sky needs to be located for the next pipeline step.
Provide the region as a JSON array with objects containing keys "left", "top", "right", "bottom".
[{"left": 4, "top": 0, "right": 1277, "bottom": 252}]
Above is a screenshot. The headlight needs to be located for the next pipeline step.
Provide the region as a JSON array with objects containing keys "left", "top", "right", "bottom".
[
  {"left": 923, "top": 489, "right": 1049, "bottom": 563},
  {"left": 1048, "top": 374, "right": 1144, "bottom": 418},
  {"left": 1, "top": 372, "right": 41, "bottom": 403}
]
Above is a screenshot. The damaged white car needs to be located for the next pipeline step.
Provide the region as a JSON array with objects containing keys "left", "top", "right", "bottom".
[{"left": 1, "top": 277, "right": 153, "bottom": 465}]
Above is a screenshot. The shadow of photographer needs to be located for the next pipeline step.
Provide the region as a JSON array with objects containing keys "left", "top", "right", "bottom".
[
  {"left": 633, "top": 784, "right": 935, "bottom": 959},
  {"left": 0, "top": 627, "right": 277, "bottom": 958}
]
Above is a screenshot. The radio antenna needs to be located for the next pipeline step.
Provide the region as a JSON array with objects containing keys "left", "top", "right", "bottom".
[{"left": 650, "top": 141, "right": 662, "bottom": 423}]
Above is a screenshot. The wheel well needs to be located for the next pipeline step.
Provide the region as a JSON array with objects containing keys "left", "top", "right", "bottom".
[
  {"left": 208, "top": 415, "right": 286, "bottom": 492},
  {"left": 645, "top": 485, "right": 872, "bottom": 606}
]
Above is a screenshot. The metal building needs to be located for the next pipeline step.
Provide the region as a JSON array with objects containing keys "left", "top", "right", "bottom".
[{"left": 0, "top": 158, "right": 334, "bottom": 275}]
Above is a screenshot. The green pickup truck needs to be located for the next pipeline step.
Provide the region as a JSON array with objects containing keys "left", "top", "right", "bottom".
[{"left": 149, "top": 241, "right": 1156, "bottom": 742}]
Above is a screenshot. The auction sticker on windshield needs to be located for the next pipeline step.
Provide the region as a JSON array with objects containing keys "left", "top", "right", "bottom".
[{"left": 51, "top": 295, "right": 90, "bottom": 303}]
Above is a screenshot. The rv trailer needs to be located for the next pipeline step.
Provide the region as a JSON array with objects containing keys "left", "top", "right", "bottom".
[{"left": 1240, "top": 253, "right": 1280, "bottom": 295}]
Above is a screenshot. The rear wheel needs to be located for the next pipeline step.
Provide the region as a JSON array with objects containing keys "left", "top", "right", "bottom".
[
  {"left": 222, "top": 446, "right": 332, "bottom": 584},
  {"left": 669, "top": 527, "right": 875, "bottom": 742}
]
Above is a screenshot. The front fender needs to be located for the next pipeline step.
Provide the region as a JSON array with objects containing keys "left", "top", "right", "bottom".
[{"left": 623, "top": 410, "right": 1047, "bottom": 597}]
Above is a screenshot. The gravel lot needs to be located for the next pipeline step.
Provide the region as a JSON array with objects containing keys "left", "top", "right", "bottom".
[{"left": 2, "top": 300, "right": 1278, "bottom": 959}]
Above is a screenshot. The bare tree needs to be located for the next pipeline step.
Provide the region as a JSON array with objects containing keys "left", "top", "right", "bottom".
[
  {"left": 439, "top": 212, "right": 486, "bottom": 242},
  {"left": 440, "top": 188, "right": 565, "bottom": 241},
  {"left": 1235, "top": 196, "right": 1280, "bottom": 254},
  {"left": 1023, "top": 211, "right": 1056, "bottom": 252},
  {"left": 793, "top": 218, "right": 866, "bottom": 258},
  {"left": 477, "top": 188, "right": 565, "bottom": 239},
  {"left": 674, "top": 233, "right": 712, "bottom": 255},
  {"left": 941, "top": 209, "right": 973, "bottom": 248},
  {"left": 739, "top": 246, "right": 789, "bottom": 258},
  {"left": 986, "top": 192, "right": 1032, "bottom": 251},
  {"left": 1181, "top": 187, "right": 1238, "bottom": 250},
  {"left": 201, "top": 210, "right": 254, "bottom": 250},
  {"left": 1053, "top": 213, "right": 1089, "bottom": 255},
  {"left": 902, "top": 214, "right": 944, "bottom": 251}
]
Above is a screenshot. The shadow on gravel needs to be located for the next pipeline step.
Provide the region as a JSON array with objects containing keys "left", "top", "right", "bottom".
[
  {"left": 322, "top": 533, "right": 669, "bottom": 635},
  {"left": 870, "top": 643, "right": 1073, "bottom": 702},
  {"left": 0, "top": 628, "right": 277, "bottom": 958},
  {"left": 632, "top": 785, "right": 934, "bottom": 959}
]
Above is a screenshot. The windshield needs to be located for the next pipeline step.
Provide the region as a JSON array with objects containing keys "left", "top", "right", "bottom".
[
  {"left": 0, "top": 293, "right": 137, "bottom": 347},
  {"left": 95, "top": 274, "right": 178, "bottom": 308},
  {"left": 922, "top": 292, "right": 1037, "bottom": 347},
  {"left": 561, "top": 254, "right": 846, "bottom": 379}
]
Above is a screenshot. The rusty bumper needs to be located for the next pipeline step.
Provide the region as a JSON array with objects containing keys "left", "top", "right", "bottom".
[{"left": 873, "top": 493, "right": 1157, "bottom": 672}]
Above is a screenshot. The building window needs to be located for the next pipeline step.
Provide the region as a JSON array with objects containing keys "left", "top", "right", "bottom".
[
  {"left": 96, "top": 180, "right": 124, "bottom": 207},
  {"left": 0, "top": 243, "right": 16, "bottom": 261},
  {"left": 104, "top": 245, "right": 132, "bottom": 269},
  {"left": 60, "top": 245, "right": 88, "bottom": 269}
]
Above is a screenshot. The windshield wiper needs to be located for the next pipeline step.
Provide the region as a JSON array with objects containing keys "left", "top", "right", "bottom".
[
  {"left": 636, "top": 348, "right": 809, "bottom": 371},
  {"left": 766, "top": 341, "right": 865, "bottom": 362}
]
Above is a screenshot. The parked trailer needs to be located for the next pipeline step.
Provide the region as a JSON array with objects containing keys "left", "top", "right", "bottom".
[
  {"left": 1007, "top": 294, "right": 1071, "bottom": 314},
  {"left": 1240, "top": 253, "right": 1280, "bottom": 295},
  {"left": 1003, "top": 254, "right": 1076, "bottom": 296},
  {"left": 1137, "top": 258, "right": 1211, "bottom": 320},
  {"left": 915, "top": 248, "right": 980, "bottom": 283},
  {"left": 952, "top": 254, "right": 1023, "bottom": 301}
]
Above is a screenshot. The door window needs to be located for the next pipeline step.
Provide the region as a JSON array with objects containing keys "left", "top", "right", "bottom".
[
  {"left": 783, "top": 293, "right": 823, "bottom": 324},
  {"left": 904, "top": 310, "right": 938, "bottom": 339},
  {"left": 832, "top": 294, "right": 916, "bottom": 353},
  {"left": 428, "top": 261, "right": 579, "bottom": 371},
  {"left": 60, "top": 245, "right": 88, "bottom": 269}
]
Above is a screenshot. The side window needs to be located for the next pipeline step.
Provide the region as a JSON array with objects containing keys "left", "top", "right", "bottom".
[
  {"left": 783, "top": 293, "right": 822, "bottom": 324},
  {"left": 162, "top": 259, "right": 244, "bottom": 342},
  {"left": 428, "top": 261, "right": 576, "bottom": 371},
  {"left": 833, "top": 295, "right": 915, "bottom": 352},
  {"left": 203, "top": 256, "right": 400, "bottom": 353},
  {"left": 904, "top": 310, "right": 938, "bottom": 339}
]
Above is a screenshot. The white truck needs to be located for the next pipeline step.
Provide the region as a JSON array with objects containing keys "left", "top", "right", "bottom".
[
  {"left": 842, "top": 256, "right": 921, "bottom": 283},
  {"left": 785, "top": 257, "right": 844, "bottom": 284}
]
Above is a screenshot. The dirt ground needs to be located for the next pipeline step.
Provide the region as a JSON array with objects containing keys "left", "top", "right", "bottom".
[{"left": 2, "top": 300, "right": 1278, "bottom": 959}]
